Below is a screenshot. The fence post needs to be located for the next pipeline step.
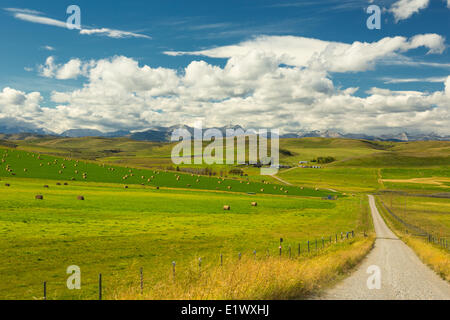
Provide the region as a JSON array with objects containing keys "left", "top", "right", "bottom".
[
  {"left": 220, "top": 254, "right": 223, "bottom": 266},
  {"left": 336, "top": 234, "right": 338, "bottom": 243},
  {"left": 307, "top": 240, "right": 310, "bottom": 253},
  {"left": 198, "top": 257, "right": 202, "bottom": 272},
  {"left": 253, "top": 250, "right": 257, "bottom": 259},
  {"left": 315, "top": 239, "right": 317, "bottom": 250},
  {"left": 43, "top": 281, "right": 47, "bottom": 300},
  {"left": 341, "top": 232, "right": 343, "bottom": 240},
  {"left": 352, "top": 230, "right": 354, "bottom": 238},
  {"left": 238, "top": 252, "right": 242, "bottom": 260},
  {"left": 98, "top": 274, "right": 102, "bottom": 301},
  {"left": 172, "top": 261, "right": 176, "bottom": 280},
  {"left": 322, "top": 237, "right": 324, "bottom": 249},
  {"left": 289, "top": 246, "right": 291, "bottom": 258},
  {"left": 298, "top": 243, "right": 301, "bottom": 256},
  {"left": 140, "top": 267, "right": 143, "bottom": 295}
]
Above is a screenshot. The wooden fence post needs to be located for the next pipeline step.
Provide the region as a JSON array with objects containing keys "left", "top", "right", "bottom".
[
  {"left": 220, "top": 254, "right": 223, "bottom": 266},
  {"left": 98, "top": 274, "right": 102, "bottom": 301},
  {"left": 140, "top": 267, "right": 143, "bottom": 295},
  {"left": 298, "top": 243, "right": 300, "bottom": 256},
  {"left": 307, "top": 240, "right": 310, "bottom": 253},
  {"left": 43, "top": 281, "right": 47, "bottom": 300},
  {"left": 172, "top": 261, "right": 176, "bottom": 280}
]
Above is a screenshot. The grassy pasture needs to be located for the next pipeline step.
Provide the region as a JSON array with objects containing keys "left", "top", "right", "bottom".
[
  {"left": 378, "top": 194, "right": 450, "bottom": 237},
  {"left": 0, "top": 177, "right": 367, "bottom": 299},
  {"left": 278, "top": 167, "right": 381, "bottom": 192},
  {"left": 0, "top": 148, "right": 332, "bottom": 198}
]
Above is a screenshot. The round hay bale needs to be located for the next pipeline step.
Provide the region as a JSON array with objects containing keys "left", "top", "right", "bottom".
[
  {"left": 23, "top": 168, "right": 27, "bottom": 172},
  {"left": 71, "top": 178, "right": 75, "bottom": 181},
  {"left": 155, "top": 186, "right": 159, "bottom": 190},
  {"left": 124, "top": 185, "right": 128, "bottom": 189},
  {"left": 223, "top": 205, "right": 230, "bottom": 211},
  {"left": 227, "top": 186, "right": 231, "bottom": 189},
  {"left": 35, "top": 195, "right": 43, "bottom": 200},
  {"left": 251, "top": 202, "right": 258, "bottom": 206},
  {"left": 77, "top": 196, "right": 85, "bottom": 200},
  {"left": 260, "top": 188, "right": 264, "bottom": 192},
  {"left": 56, "top": 182, "right": 61, "bottom": 185},
  {"left": 5, "top": 183, "right": 10, "bottom": 187},
  {"left": 64, "top": 182, "right": 68, "bottom": 186},
  {"left": 187, "top": 184, "right": 191, "bottom": 187},
  {"left": 43, "top": 185, "right": 49, "bottom": 188}
]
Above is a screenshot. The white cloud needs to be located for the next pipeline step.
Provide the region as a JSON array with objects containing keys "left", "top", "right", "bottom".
[
  {"left": 165, "top": 34, "right": 446, "bottom": 73},
  {"left": 43, "top": 45, "right": 55, "bottom": 51},
  {"left": 5, "top": 8, "right": 150, "bottom": 39},
  {"left": 39, "top": 56, "right": 85, "bottom": 80},
  {"left": 381, "top": 76, "right": 448, "bottom": 84},
  {"left": 390, "top": 0, "right": 430, "bottom": 22},
  {"left": 79, "top": 28, "right": 151, "bottom": 39},
  {"left": 2, "top": 34, "right": 450, "bottom": 135},
  {"left": 7, "top": 52, "right": 447, "bottom": 136}
]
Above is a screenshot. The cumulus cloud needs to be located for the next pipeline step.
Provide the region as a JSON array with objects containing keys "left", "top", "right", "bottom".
[
  {"left": 390, "top": 0, "right": 430, "bottom": 22},
  {"left": 5, "top": 8, "right": 150, "bottom": 39},
  {"left": 165, "top": 34, "right": 446, "bottom": 72},
  {"left": 1, "top": 34, "right": 450, "bottom": 135},
  {"left": 39, "top": 56, "right": 85, "bottom": 80}
]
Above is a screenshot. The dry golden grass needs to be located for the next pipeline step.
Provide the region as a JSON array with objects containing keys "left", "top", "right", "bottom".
[
  {"left": 112, "top": 237, "right": 374, "bottom": 300},
  {"left": 402, "top": 236, "right": 450, "bottom": 282}
]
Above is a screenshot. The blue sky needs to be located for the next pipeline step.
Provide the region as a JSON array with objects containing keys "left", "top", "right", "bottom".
[{"left": 0, "top": 0, "right": 449, "bottom": 134}]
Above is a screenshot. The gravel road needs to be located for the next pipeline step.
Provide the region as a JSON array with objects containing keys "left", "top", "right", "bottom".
[{"left": 318, "top": 195, "right": 450, "bottom": 300}]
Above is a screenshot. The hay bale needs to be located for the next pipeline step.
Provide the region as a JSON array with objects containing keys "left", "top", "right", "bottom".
[
  {"left": 56, "top": 182, "right": 61, "bottom": 185},
  {"left": 187, "top": 184, "right": 191, "bottom": 187},
  {"left": 155, "top": 186, "right": 159, "bottom": 190},
  {"left": 260, "top": 188, "right": 264, "bottom": 192},
  {"left": 227, "top": 186, "right": 231, "bottom": 189},
  {"left": 124, "top": 185, "right": 128, "bottom": 189},
  {"left": 223, "top": 205, "right": 230, "bottom": 210},
  {"left": 251, "top": 202, "right": 257, "bottom": 206},
  {"left": 43, "top": 185, "right": 49, "bottom": 188},
  {"left": 77, "top": 196, "right": 85, "bottom": 200},
  {"left": 5, "top": 183, "right": 10, "bottom": 187},
  {"left": 35, "top": 195, "right": 43, "bottom": 200}
]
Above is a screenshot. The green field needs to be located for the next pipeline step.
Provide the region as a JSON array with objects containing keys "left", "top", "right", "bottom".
[
  {"left": 0, "top": 148, "right": 332, "bottom": 198},
  {"left": 1, "top": 137, "right": 449, "bottom": 299},
  {"left": 0, "top": 177, "right": 366, "bottom": 299}
]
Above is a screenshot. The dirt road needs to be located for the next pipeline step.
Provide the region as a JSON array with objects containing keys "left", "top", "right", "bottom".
[{"left": 318, "top": 195, "right": 450, "bottom": 300}]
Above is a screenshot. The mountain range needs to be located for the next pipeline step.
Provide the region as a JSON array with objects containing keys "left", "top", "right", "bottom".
[{"left": 0, "top": 124, "right": 449, "bottom": 142}]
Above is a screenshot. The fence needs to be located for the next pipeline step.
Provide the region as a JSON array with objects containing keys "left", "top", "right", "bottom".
[
  {"left": 377, "top": 196, "right": 448, "bottom": 251},
  {"left": 38, "top": 230, "right": 358, "bottom": 300}
]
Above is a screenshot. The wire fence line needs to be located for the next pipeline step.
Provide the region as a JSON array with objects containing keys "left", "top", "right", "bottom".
[
  {"left": 39, "top": 230, "right": 359, "bottom": 300},
  {"left": 377, "top": 196, "right": 449, "bottom": 251}
]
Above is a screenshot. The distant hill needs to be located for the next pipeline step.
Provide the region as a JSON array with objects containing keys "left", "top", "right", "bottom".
[{"left": 1, "top": 123, "right": 449, "bottom": 142}]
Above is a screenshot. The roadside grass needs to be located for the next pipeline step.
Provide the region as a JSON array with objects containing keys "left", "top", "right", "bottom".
[
  {"left": 113, "top": 236, "right": 374, "bottom": 300},
  {"left": 0, "top": 178, "right": 367, "bottom": 299},
  {"left": 375, "top": 195, "right": 450, "bottom": 282}
]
